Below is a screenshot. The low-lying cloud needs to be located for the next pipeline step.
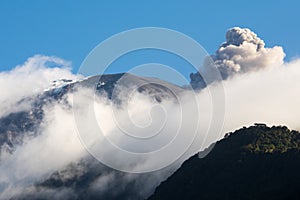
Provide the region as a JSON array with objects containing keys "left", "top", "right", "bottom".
[
  {"left": 0, "top": 55, "right": 80, "bottom": 118},
  {"left": 222, "top": 58, "right": 300, "bottom": 132}
]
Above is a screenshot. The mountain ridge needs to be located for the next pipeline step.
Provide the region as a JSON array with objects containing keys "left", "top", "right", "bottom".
[{"left": 148, "top": 124, "right": 300, "bottom": 200}]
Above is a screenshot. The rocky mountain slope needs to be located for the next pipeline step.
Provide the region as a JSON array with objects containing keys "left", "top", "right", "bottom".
[{"left": 0, "top": 73, "right": 184, "bottom": 200}]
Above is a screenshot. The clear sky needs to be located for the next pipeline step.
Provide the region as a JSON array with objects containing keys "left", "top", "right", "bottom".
[{"left": 1, "top": 0, "right": 299, "bottom": 75}]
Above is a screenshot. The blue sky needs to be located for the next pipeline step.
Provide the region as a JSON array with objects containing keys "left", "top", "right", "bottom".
[{"left": 1, "top": 0, "right": 299, "bottom": 77}]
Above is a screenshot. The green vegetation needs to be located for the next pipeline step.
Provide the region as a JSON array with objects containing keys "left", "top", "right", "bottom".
[
  {"left": 228, "top": 125, "right": 300, "bottom": 153},
  {"left": 149, "top": 124, "right": 300, "bottom": 200}
]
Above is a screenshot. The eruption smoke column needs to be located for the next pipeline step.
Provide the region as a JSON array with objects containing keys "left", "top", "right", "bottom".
[{"left": 190, "top": 27, "right": 285, "bottom": 89}]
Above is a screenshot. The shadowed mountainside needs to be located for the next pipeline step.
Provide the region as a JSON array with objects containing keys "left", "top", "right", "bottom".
[{"left": 149, "top": 124, "right": 300, "bottom": 200}]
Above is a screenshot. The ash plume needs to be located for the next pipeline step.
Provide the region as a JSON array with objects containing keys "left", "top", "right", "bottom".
[{"left": 190, "top": 27, "right": 285, "bottom": 89}]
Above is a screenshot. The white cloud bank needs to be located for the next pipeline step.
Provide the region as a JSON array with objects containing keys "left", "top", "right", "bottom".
[
  {"left": 0, "top": 55, "right": 80, "bottom": 118},
  {"left": 222, "top": 58, "right": 300, "bottom": 132}
]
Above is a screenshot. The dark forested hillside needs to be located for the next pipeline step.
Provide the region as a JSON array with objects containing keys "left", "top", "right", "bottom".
[{"left": 149, "top": 124, "right": 300, "bottom": 200}]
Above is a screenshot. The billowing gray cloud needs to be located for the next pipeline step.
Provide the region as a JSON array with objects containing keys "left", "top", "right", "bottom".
[{"left": 191, "top": 27, "right": 285, "bottom": 88}]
